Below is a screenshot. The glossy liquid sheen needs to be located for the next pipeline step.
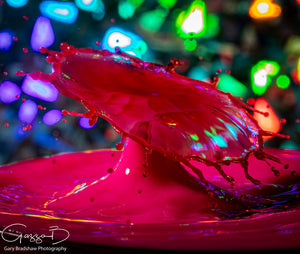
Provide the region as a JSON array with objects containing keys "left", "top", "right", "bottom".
[{"left": 0, "top": 44, "right": 299, "bottom": 250}]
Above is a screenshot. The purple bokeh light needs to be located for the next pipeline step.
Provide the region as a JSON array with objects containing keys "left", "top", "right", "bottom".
[
  {"left": 30, "top": 16, "right": 55, "bottom": 52},
  {"left": 22, "top": 75, "right": 59, "bottom": 102},
  {"left": 0, "top": 81, "right": 21, "bottom": 104},
  {"left": 79, "top": 117, "right": 97, "bottom": 129},
  {"left": 42, "top": 109, "right": 62, "bottom": 126},
  {"left": 0, "top": 30, "right": 14, "bottom": 52},
  {"left": 18, "top": 99, "right": 38, "bottom": 124}
]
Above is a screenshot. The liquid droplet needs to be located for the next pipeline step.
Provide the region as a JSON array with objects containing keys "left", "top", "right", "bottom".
[
  {"left": 61, "top": 109, "right": 68, "bottom": 115},
  {"left": 16, "top": 70, "right": 26, "bottom": 76}
]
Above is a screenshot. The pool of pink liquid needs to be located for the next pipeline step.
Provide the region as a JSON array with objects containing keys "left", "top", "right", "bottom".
[{"left": 0, "top": 144, "right": 299, "bottom": 251}]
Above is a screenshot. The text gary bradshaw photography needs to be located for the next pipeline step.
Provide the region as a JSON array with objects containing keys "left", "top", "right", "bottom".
[{"left": 1, "top": 223, "right": 69, "bottom": 253}]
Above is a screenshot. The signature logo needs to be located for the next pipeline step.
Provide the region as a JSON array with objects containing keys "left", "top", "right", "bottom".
[{"left": 1, "top": 223, "right": 70, "bottom": 245}]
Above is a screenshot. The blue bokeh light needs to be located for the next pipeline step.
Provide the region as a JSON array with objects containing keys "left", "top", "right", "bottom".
[
  {"left": 39, "top": 1, "right": 78, "bottom": 24},
  {"left": 6, "top": 0, "right": 28, "bottom": 8},
  {"left": 0, "top": 30, "right": 14, "bottom": 52},
  {"left": 102, "top": 27, "right": 147, "bottom": 58},
  {"left": 75, "top": 0, "right": 103, "bottom": 12}
]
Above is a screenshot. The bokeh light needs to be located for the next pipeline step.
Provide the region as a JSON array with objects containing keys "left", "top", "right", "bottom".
[
  {"left": 0, "top": 30, "right": 14, "bottom": 52},
  {"left": 251, "top": 60, "right": 280, "bottom": 95},
  {"left": 30, "top": 16, "right": 55, "bottom": 52},
  {"left": 6, "top": 0, "right": 29, "bottom": 8},
  {"left": 276, "top": 75, "right": 290, "bottom": 89},
  {"left": 249, "top": 0, "right": 281, "bottom": 20},
  {"left": 75, "top": 0, "right": 103, "bottom": 12},
  {"left": 217, "top": 74, "right": 248, "bottom": 97},
  {"left": 0, "top": 81, "right": 21, "bottom": 104},
  {"left": 79, "top": 117, "right": 97, "bottom": 129},
  {"left": 18, "top": 100, "right": 38, "bottom": 124},
  {"left": 176, "top": 0, "right": 207, "bottom": 39},
  {"left": 42, "top": 109, "right": 62, "bottom": 126},
  {"left": 39, "top": 1, "right": 79, "bottom": 24},
  {"left": 101, "top": 27, "right": 147, "bottom": 58},
  {"left": 22, "top": 76, "right": 59, "bottom": 102},
  {"left": 118, "top": 0, "right": 136, "bottom": 19},
  {"left": 253, "top": 98, "right": 281, "bottom": 141},
  {"left": 139, "top": 8, "right": 168, "bottom": 33},
  {"left": 297, "top": 57, "right": 300, "bottom": 83},
  {"left": 0, "top": 0, "right": 299, "bottom": 164}
]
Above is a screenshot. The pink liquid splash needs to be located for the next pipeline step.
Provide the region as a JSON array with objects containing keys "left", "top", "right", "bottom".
[{"left": 0, "top": 44, "right": 300, "bottom": 251}]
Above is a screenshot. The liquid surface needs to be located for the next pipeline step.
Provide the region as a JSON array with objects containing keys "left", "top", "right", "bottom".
[
  {"left": 33, "top": 45, "right": 265, "bottom": 166},
  {"left": 0, "top": 140, "right": 299, "bottom": 250},
  {"left": 2, "top": 45, "right": 299, "bottom": 250}
]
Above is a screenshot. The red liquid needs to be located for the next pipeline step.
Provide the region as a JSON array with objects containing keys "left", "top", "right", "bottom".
[
  {"left": 0, "top": 142, "right": 299, "bottom": 250},
  {"left": 0, "top": 44, "right": 299, "bottom": 250},
  {"left": 30, "top": 43, "right": 286, "bottom": 184}
]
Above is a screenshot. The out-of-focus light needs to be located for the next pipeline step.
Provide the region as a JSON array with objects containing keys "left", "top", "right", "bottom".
[
  {"left": 22, "top": 75, "right": 59, "bottom": 102},
  {"left": 276, "top": 75, "right": 290, "bottom": 89},
  {"left": 188, "top": 66, "right": 209, "bottom": 81},
  {"left": 0, "top": 30, "right": 14, "bottom": 52},
  {"left": 102, "top": 27, "right": 147, "bottom": 58},
  {"left": 253, "top": 98, "right": 281, "bottom": 141},
  {"left": 203, "top": 14, "right": 219, "bottom": 38},
  {"left": 75, "top": 0, "right": 102, "bottom": 12},
  {"left": 79, "top": 117, "right": 97, "bottom": 129},
  {"left": 118, "top": 1, "right": 136, "bottom": 19},
  {"left": 18, "top": 100, "right": 38, "bottom": 124},
  {"left": 176, "top": 0, "right": 207, "bottom": 39},
  {"left": 128, "top": 0, "right": 144, "bottom": 8},
  {"left": 217, "top": 74, "right": 248, "bottom": 97},
  {"left": 254, "top": 69, "right": 268, "bottom": 87},
  {"left": 158, "top": 0, "right": 177, "bottom": 9},
  {"left": 297, "top": 57, "right": 300, "bottom": 82},
  {"left": 139, "top": 8, "right": 168, "bottom": 32},
  {"left": 184, "top": 38, "right": 197, "bottom": 51},
  {"left": 249, "top": 0, "right": 281, "bottom": 20},
  {"left": 42, "top": 109, "right": 62, "bottom": 126},
  {"left": 285, "top": 36, "right": 300, "bottom": 55},
  {"left": 251, "top": 60, "right": 280, "bottom": 95},
  {"left": 30, "top": 16, "right": 55, "bottom": 52},
  {"left": 280, "top": 140, "right": 300, "bottom": 150},
  {"left": 6, "top": 0, "right": 28, "bottom": 8},
  {"left": 91, "top": 1, "right": 105, "bottom": 21},
  {"left": 0, "top": 81, "right": 21, "bottom": 104},
  {"left": 40, "top": 1, "right": 78, "bottom": 24}
]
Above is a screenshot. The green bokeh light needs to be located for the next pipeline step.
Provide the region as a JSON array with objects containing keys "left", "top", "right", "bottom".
[
  {"left": 176, "top": 0, "right": 207, "bottom": 39},
  {"left": 276, "top": 75, "right": 290, "bottom": 89},
  {"left": 217, "top": 74, "right": 248, "bottom": 97},
  {"left": 139, "top": 8, "right": 168, "bottom": 32},
  {"left": 128, "top": 0, "right": 144, "bottom": 8},
  {"left": 203, "top": 14, "right": 220, "bottom": 38},
  {"left": 251, "top": 60, "right": 280, "bottom": 95},
  {"left": 158, "top": 0, "right": 177, "bottom": 9},
  {"left": 118, "top": 1, "right": 136, "bottom": 19},
  {"left": 184, "top": 38, "right": 197, "bottom": 51}
]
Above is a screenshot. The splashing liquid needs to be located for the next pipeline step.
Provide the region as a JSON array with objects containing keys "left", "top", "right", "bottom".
[{"left": 0, "top": 44, "right": 300, "bottom": 250}]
